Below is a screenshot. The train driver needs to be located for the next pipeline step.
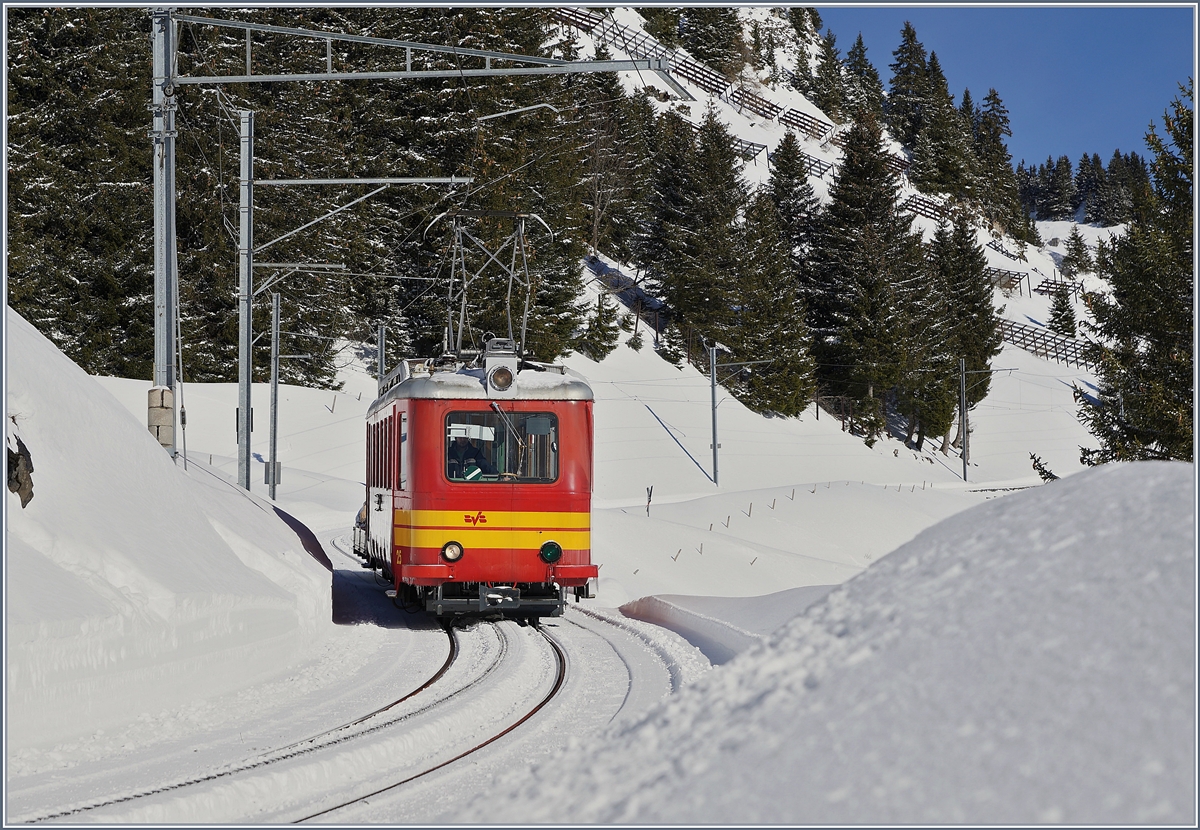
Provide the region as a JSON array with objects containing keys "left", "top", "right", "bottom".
[{"left": 447, "top": 435, "right": 497, "bottom": 479}]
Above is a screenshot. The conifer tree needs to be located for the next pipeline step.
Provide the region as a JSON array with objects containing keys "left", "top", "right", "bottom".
[
  {"left": 766, "top": 131, "right": 819, "bottom": 264},
  {"left": 1049, "top": 285, "right": 1077, "bottom": 337},
  {"left": 680, "top": 8, "right": 745, "bottom": 78},
  {"left": 885, "top": 21, "right": 928, "bottom": 148},
  {"left": 812, "top": 30, "right": 847, "bottom": 123},
  {"left": 1060, "top": 225, "right": 1093, "bottom": 278},
  {"left": 958, "top": 88, "right": 979, "bottom": 141},
  {"left": 787, "top": 9, "right": 815, "bottom": 95},
  {"left": 926, "top": 212, "right": 1003, "bottom": 451},
  {"left": 6, "top": 8, "right": 155, "bottom": 377},
  {"left": 575, "top": 290, "right": 622, "bottom": 361},
  {"left": 908, "top": 52, "right": 976, "bottom": 199},
  {"left": 843, "top": 33, "right": 885, "bottom": 120},
  {"left": 637, "top": 105, "right": 746, "bottom": 351},
  {"left": 807, "top": 109, "right": 927, "bottom": 444},
  {"left": 973, "top": 89, "right": 1027, "bottom": 239},
  {"left": 730, "top": 193, "right": 817, "bottom": 416},
  {"left": 1038, "top": 155, "right": 1077, "bottom": 220},
  {"left": 637, "top": 8, "right": 681, "bottom": 48},
  {"left": 1077, "top": 81, "right": 1194, "bottom": 463}
]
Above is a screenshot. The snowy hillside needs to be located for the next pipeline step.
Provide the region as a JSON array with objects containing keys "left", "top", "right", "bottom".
[
  {"left": 5, "top": 309, "right": 332, "bottom": 750},
  {"left": 454, "top": 460, "right": 1195, "bottom": 825}
]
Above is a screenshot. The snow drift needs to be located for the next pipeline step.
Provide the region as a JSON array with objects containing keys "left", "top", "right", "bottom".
[
  {"left": 464, "top": 460, "right": 1196, "bottom": 824},
  {"left": 5, "top": 307, "right": 332, "bottom": 750}
]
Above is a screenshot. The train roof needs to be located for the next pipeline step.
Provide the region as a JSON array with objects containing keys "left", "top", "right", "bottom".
[{"left": 368, "top": 361, "right": 593, "bottom": 414}]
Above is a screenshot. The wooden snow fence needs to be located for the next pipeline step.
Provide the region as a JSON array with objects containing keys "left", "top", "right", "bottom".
[
  {"left": 1032, "top": 274, "right": 1083, "bottom": 301},
  {"left": 798, "top": 151, "right": 836, "bottom": 179},
  {"left": 984, "top": 267, "right": 1028, "bottom": 295},
  {"left": 779, "top": 108, "right": 833, "bottom": 141},
  {"left": 987, "top": 239, "right": 1024, "bottom": 261},
  {"left": 728, "top": 86, "right": 783, "bottom": 121},
  {"left": 683, "top": 121, "right": 767, "bottom": 162},
  {"left": 817, "top": 395, "right": 857, "bottom": 431},
  {"left": 999, "top": 319, "right": 1095, "bottom": 370},
  {"left": 899, "top": 194, "right": 948, "bottom": 222}
]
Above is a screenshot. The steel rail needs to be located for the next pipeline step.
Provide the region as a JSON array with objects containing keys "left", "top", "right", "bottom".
[
  {"left": 294, "top": 622, "right": 568, "bottom": 823},
  {"left": 19, "top": 625, "right": 462, "bottom": 824}
]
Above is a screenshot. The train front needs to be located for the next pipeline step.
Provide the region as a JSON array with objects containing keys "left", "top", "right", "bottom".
[{"left": 394, "top": 339, "right": 597, "bottom": 619}]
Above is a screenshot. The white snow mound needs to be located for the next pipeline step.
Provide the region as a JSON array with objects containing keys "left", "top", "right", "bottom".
[
  {"left": 465, "top": 459, "right": 1196, "bottom": 824},
  {"left": 5, "top": 307, "right": 333, "bottom": 750}
]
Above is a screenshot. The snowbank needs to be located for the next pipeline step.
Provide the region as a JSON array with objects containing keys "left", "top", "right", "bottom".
[
  {"left": 621, "top": 585, "right": 837, "bottom": 664},
  {"left": 5, "top": 308, "right": 333, "bottom": 750},
  {"left": 462, "top": 460, "right": 1196, "bottom": 824}
]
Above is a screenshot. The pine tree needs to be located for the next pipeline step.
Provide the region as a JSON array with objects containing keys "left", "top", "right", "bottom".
[
  {"left": 973, "top": 89, "right": 1026, "bottom": 239},
  {"left": 766, "top": 131, "right": 819, "bottom": 263},
  {"left": 637, "top": 8, "right": 681, "bottom": 48},
  {"left": 807, "top": 109, "right": 927, "bottom": 444},
  {"left": 812, "top": 30, "right": 847, "bottom": 123},
  {"left": 1049, "top": 284, "right": 1077, "bottom": 337},
  {"left": 637, "top": 104, "right": 746, "bottom": 352},
  {"left": 6, "top": 8, "right": 155, "bottom": 378},
  {"left": 1077, "top": 81, "right": 1193, "bottom": 463},
  {"left": 925, "top": 212, "right": 1003, "bottom": 451},
  {"left": 843, "top": 33, "right": 884, "bottom": 120},
  {"left": 787, "top": 9, "right": 815, "bottom": 95},
  {"left": 908, "top": 52, "right": 976, "bottom": 199},
  {"left": 885, "top": 21, "right": 928, "bottom": 148},
  {"left": 575, "top": 291, "right": 621, "bottom": 360},
  {"left": 730, "top": 192, "right": 816, "bottom": 416},
  {"left": 1060, "top": 225, "right": 1093, "bottom": 278},
  {"left": 679, "top": 8, "right": 745, "bottom": 78},
  {"left": 1038, "top": 155, "right": 1077, "bottom": 220}
]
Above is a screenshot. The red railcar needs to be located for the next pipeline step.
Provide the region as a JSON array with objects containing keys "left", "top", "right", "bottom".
[{"left": 354, "top": 338, "right": 597, "bottom": 619}]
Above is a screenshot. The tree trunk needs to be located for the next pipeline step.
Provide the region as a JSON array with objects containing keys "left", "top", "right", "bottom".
[
  {"left": 904, "top": 411, "right": 918, "bottom": 445},
  {"left": 915, "top": 419, "right": 926, "bottom": 451}
]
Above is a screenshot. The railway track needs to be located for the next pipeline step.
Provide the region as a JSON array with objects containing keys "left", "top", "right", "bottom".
[
  {"left": 15, "top": 616, "right": 565, "bottom": 825},
  {"left": 15, "top": 532, "right": 700, "bottom": 824},
  {"left": 293, "top": 622, "right": 567, "bottom": 823}
]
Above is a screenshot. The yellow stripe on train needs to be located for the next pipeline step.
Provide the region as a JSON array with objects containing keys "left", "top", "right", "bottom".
[
  {"left": 395, "top": 509, "right": 591, "bottom": 530},
  {"left": 395, "top": 527, "right": 591, "bottom": 549}
]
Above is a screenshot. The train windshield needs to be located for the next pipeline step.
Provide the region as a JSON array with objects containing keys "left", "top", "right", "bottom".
[{"left": 445, "top": 411, "right": 559, "bottom": 483}]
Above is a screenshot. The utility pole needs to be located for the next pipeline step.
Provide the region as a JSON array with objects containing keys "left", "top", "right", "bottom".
[
  {"left": 709, "top": 344, "right": 772, "bottom": 488},
  {"left": 237, "top": 110, "right": 254, "bottom": 491},
  {"left": 377, "top": 323, "right": 387, "bottom": 396},
  {"left": 268, "top": 292, "right": 280, "bottom": 500},
  {"left": 959, "top": 357, "right": 969, "bottom": 482},
  {"left": 150, "top": 8, "right": 178, "bottom": 453},
  {"left": 710, "top": 346, "right": 721, "bottom": 486}
]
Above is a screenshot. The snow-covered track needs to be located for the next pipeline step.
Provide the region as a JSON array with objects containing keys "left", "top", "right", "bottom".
[
  {"left": 13, "top": 623, "right": 519, "bottom": 824},
  {"left": 292, "top": 620, "right": 567, "bottom": 823}
]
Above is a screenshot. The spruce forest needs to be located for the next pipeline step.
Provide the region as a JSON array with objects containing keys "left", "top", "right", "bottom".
[{"left": 6, "top": 7, "right": 1192, "bottom": 463}]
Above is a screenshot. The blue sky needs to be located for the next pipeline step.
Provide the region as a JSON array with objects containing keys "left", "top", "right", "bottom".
[{"left": 815, "top": 5, "right": 1195, "bottom": 169}]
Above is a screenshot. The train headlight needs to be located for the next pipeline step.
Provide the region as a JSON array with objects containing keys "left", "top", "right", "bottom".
[
  {"left": 489, "top": 365, "right": 514, "bottom": 392},
  {"left": 441, "top": 541, "right": 465, "bottom": 562},
  {"left": 539, "top": 540, "right": 563, "bottom": 563}
]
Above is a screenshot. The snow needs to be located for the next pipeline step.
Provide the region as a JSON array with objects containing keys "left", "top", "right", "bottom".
[
  {"left": 7, "top": 297, "right": 1194, "bottom": 823},
  {"left": 5, "top": 8, "right": 1195, "bottom": 824},
  {"left": 464, "top": 460, "right": 1195, "bottom": 825},
  {"left": 5, "top": 309, "right": 332, "bottom": 751}
]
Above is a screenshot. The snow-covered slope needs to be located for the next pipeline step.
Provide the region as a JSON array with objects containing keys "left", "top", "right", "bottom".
[
  {"left": 459, "top": 459, "right": 1196, "bottom": 825},
  {"left": 5, "top": 308, "right": 332, "bottom": 750}
]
